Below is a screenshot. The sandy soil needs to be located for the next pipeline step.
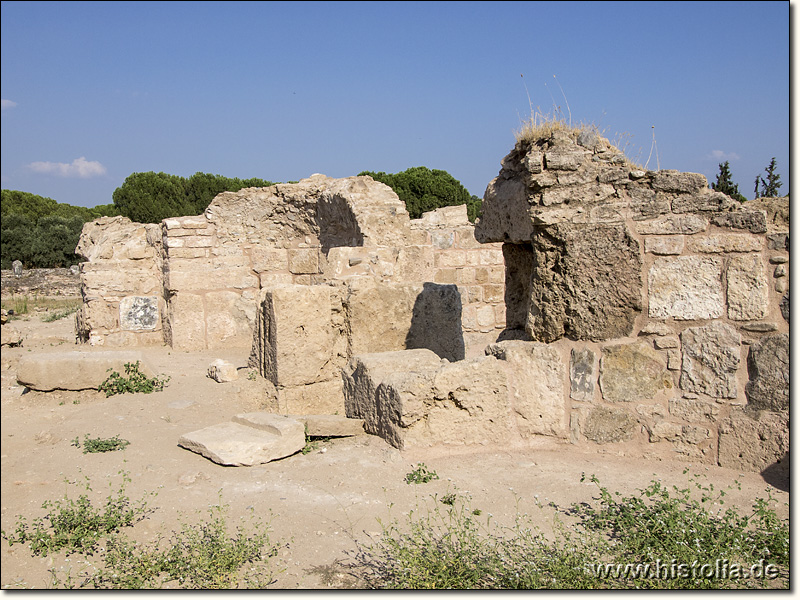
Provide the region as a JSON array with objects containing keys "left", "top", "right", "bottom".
[{"left": 0, "top": 310, "right": 789, "bottom": 589}]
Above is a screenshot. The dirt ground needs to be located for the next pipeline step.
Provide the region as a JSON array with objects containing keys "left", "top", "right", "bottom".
[{"left": 0, "top": 307, "right": 790, "bottom": 589}]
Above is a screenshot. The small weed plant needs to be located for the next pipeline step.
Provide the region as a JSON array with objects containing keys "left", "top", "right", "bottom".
[
  {"left": 404, "top": 463, "right": 439, "bottom": 485},
  {"left": 71, "top": 434, "right": 130, "bottom": 454},
  {"left": 1, "top": 471, "right": 153, "bottom": 557},
  {"left": 42, "top": 306, "right": 79, "bottom": 322},
  {"left": 99, "top": 361, "right": 170, "bottom": 397},
  {"left": 353, "top": 472, "right": 788, "bottom": 589}
]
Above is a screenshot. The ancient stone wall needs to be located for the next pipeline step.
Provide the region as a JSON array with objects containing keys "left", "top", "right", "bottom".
[
  {"left": 469, "top": 128, "right": 789, "bottom": 473},
  {"left": 76, "top": 175, "right": 505, "bottom": 354}
]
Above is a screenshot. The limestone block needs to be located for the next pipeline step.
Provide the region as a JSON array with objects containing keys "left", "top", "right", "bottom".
[
  {"left": 599, "top": 342, "right": 671, "bottom": 403},
  {"left": 583, "top": 406, "right": 637, "bottom": 444},
  {"left": 342, "top": 349, "right": 442, "bottom": 425},
  {"left": 167, "top": 292, "right": 206, "bottom": 351},
  {"left": 288, "top": 248, "right": 320, "bottom": 274},
  {"left": 255, "top": 285, "right": 345, "bottom": 388},
  {"left": 204, "top": 291, "right": 253, "bottom": 350},
  {"left": 671, "top": 191, "right": 736, "bottom": 213},
  {"left": 394, "top": 245, "right": 435, "bottom": 282},
  {"left": 636, "top": 214, "right": 708, "bottom": 235},
  {"left": 278, "top": 379, "right": 345, "bottom": 415},
  {"left": 726, "top": 255, "right": 769, "bottom": 321},
  {"left": 474, "top": 176, "right": 533, "bottom": 244},
  {"left": 650, "top": 171, "right": 707, "bottom": 194},
  {"left": 207, "top": 359, "right": 239, "bottom": 383},
  {"left": 346, "top": 280, "right": 465, "bottom": 362},
  {"left": 627, "top": 187, "right": 671, "bottom": 221},
  {"left": 745, "top": 333, "right": 789, "bottom": 412},
  {"left": 529, "top": 222, "right": 642, "bottom": 342},
  {"left": 17, "top": 351, "right": 156, "bottom": 391},
  {"left": 711, "top": 210, "right": 768, "bottom": 234},
  {"left": 178, "top": 414, "right": 305, "bottom": 467},
  {"left": 486, "top": 341, "right": 567, "bottom": 437},
  {"left": 644, "top": 236, "right": 684, "bottom": 255},
  {"left": 119, "top": 296, "right": 159, "bottom": 331},
  {"left": 718, "top": 409, "right": 788, "bottom": 473},
  {"left": 569, "top": 347, "right": 595, "bottom": 402},
  {"left": 668, "top": 397, "right": 720, "bottom": 423},
  {"left": 679, "top": 322, "right": 740, "bottom": 399},
  {"left": 648, "top": 257, "right": 724, "bottom": 320},
  {"left": 686, "top": 233, "right": 762, "bottom": 253}
]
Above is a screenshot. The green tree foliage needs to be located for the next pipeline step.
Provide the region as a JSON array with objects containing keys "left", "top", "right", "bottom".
[
  {"left": 710, "top": 161, "right": 746, "bottom": 202},
  {"left": 1, "top": 189, "right": 112, "bottom": 269},
  {"left": 359, "top": 167, "right": 482, "bottom": 222},
  {"left": 112, "top": 171, "right": 275, "bottom": 223},
  {"left": 754, "top": 158, "right": 783, "bottom": 198}
]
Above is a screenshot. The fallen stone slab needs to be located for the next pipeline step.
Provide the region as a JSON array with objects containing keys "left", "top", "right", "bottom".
[
  {"left": 178, "top": 413, "right": 305, "bottom": 466},
  {"left": 289, "top": 414, "right": 366, "bottom": 437},
  {"left": 16, "top": 351, "right": 156, "bottom": 391}
]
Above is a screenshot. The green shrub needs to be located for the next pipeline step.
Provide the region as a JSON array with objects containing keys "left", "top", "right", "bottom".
[
  {"left": 404, "top": 463, "right": 439, "bottom": 485},
  {"left": 1, "top": 471, "right": 153, "bottom": 557},
  {"left": 72, "top": 434, "right": 130, "bottom": 454},
  {"left": 98, "top": 362, "right": 170, "bottom": 397}
]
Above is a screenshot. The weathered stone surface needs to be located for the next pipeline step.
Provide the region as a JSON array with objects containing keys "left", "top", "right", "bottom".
[
  {"left": 529, "top": 222, "right": 642, "bottom": 342},
  {"left": 17, "top": 351, "right": 156, "bottom": 391},
  {"left": 179, "top": 413, "right": 305, "bottom": 466},
  {"left": 687, "top": 233, "right": 762, "bottom": 253},
  {"left": 635, "top": 214, "right": 707, "bottom": 235},
  {"left": 671, "top": 190, "right": 736, "bottom": 213},
  {"left": 599, "top": 342, "right": 671, "bottom": 403},
  {"left": 278, "top": 379, "right": 345, "bottom": 415},
  {"left": 644, "top": 236, "right": 684, "bottom": 255},
  {"left": 651, "top": 171, "right": 708, "bottom": 194},
  {"left": 119, "top": 296, "right": 159, "bottom": 331},
  {"left": 744, "top": 333, "right": 789, "bottom": 412},
  {"left": 668, "top": 397, "right": 721, "bottom": 423},
  {"left": 648, "top": 257, "right": 724, "bottom": 320},
  {"left": 343, "top": 349, "right": 442, "bottom": 426},
  {"left": 726, "top": 254, "right": 769, "bottom": 321},
  {"left": 290, "top": 414, "right": 366, "bottom": 437},
  {"left": 569, "top": 347, "right": 595, "bottom": 402},
  {"left": 711, "top": 210, "right": 768, "bottom": 234},
  {"left": 1, "top": 324, "right": 23, "bottom": 347},
  {"left": 166, "top": 292, "right": 206, "bottom": 351},
  {"left": 487, "top": 340, "right": 567, "bottom": 437},
  {"left": 679, "top": 322, "right": 740, "bottom": 399},
  {"left": 252, "top": 285, "right": 346, "bottom": 388},
  {"left": 207, "top": 359, "right": 238, "bottom": 383},
  {"left": 583, "top": 406, "right": 637, "bottom": 444},
  {"left": 718, "top": 409, "right": 789, "bottom": 473},
  {"left": 780, "top": 291, "right": 789, "bottom": 322}
]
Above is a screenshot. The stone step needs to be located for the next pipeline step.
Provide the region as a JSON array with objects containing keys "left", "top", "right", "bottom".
[{"left": 178, "top": 413, "right": 305, "bottom": 466}]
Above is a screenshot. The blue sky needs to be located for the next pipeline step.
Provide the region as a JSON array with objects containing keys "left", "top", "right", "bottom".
[{"left": 1, "top": 1, "right": 791, "bottom": 209}]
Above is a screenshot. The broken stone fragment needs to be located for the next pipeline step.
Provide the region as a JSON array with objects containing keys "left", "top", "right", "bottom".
[{"left": 207, "top": 359, "right": 238, "bottom": 383}]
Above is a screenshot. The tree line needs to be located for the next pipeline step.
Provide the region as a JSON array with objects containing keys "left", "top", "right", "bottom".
[{"left": 1, "top": 167, "right": 482, "bottom": 269}]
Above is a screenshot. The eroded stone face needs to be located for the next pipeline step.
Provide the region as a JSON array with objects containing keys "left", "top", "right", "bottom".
[
  {"left": 745, "top": 333, "right": 789, "bottom": 412},
  {"left": 119, "top": 296, "right": 159, "bottom": 330},
  {"left": 583, "top": 406, "right": 637, "bottom": 444},
  {"left": 530, "top": 222, "right": 642, "bottom": 342},
  {"left": 599, "top": 342, "right": 671, "bottom": 404},
  {"left": 648, "top": 256, "right": 724, "bottom": 320},
  {"left": 679, "top": 322, "right": 740, "bottom": 399}
]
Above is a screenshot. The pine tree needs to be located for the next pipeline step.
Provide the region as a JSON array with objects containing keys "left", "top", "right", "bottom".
[
  {"left": 754, "top": 158, "right": 783, "bottom": 198},
  {"left": 711, "top": 161, "right": 746, "bottom": 202}
]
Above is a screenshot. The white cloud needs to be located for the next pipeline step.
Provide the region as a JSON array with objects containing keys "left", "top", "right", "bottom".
[
  {"left": 27, "top": 156, "right": 107, "bottom": 178},
  {"left": 707, "top": 150, "right": 741, "bottom": 162},
  {"left": 1, "top": 99, "right": 18, "bottom": 110}
]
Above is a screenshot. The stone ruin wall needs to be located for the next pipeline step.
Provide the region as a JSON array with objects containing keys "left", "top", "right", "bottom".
[
  {"left": 74, "top": 133, "right": 789, "bottom": 476},
  {"left": 75, "top": 173, "right": 506, "bottom": 355},
  {"left": 469, "top": 128, "right": 789, "bottom": 474}
]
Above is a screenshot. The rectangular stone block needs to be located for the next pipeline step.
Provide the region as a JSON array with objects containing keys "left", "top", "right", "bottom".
[
  {"left": 727, "top": 254, "right": 769, "bottom": 321},
  {"left": 648, "top": 256, "right": 724, "bottom": 320},
  {"left": 644, "top": 236, "right": 684, "bottom": 255},
  {"left": 687, "top": 234, "right": 762, "bottom": 253},
  {"left": 288, "top": 248, "right": 320, "bottom": 274},
  {"left": 252, "top": 248, "right": 288, "bottom": 273},
  {"left": 17, "top": 351, "right": 157, "bottom": 391}
]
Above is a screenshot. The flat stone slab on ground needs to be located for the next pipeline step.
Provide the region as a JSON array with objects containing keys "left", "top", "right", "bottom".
[
  {"left": 16, "top": 351, "right": 156, "bottom": 391},
  {"left": 179, "top": 413, "right": 305, "bottom": 466}
]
